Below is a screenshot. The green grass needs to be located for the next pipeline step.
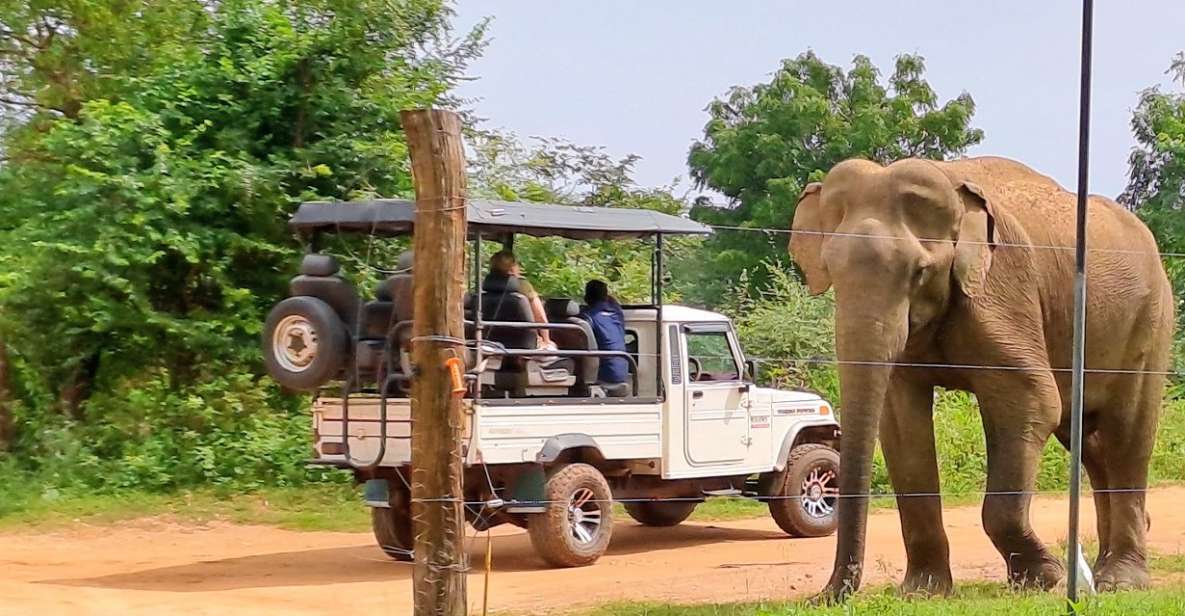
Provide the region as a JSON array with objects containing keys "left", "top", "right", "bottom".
[
  {"left": 690, "top": 498, "right": 767, "bottom": 521},
  {"left": 583, "top": 583, "right": 1185, "bottom": 616},
  {"left": 0, "top": 482, "right": 370, "bottom": 533},
  {"left": 1152, "top": 552, "right": 1185, "bottom": 574}
]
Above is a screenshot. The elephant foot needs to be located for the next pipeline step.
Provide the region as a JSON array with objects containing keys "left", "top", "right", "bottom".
[
  {"left": 810, "top": 573, "right": 860, "bottom": 605},
  {"left": 1006, "top": 551, "right": 1064, "bottom": 590},
  {"left": 1095, "top": 556, "right": 1150, "bottom": 592},
  {"left": 901, "top": 566, "right": 953, "bottom": 597}
]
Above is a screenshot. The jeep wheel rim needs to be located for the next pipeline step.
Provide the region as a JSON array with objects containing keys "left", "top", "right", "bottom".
[
  {"left": 567, "top": 488, "right": 602, "bottom": 545},
  {"left": 800, "top": 466, "right": 838, "bottom": 519},
  {"left": 274, "top": 315, "right": 319, "bottom": 372}
]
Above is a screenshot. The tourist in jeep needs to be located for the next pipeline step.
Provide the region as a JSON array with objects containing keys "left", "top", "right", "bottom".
[
  {"left": 485, "top": 250, "right": 555, "bottom": 351},
  {"left": 580, "top": 279, "right": 629, "bottom": 396}
]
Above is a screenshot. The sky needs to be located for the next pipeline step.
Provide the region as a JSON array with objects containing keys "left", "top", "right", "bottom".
[{"left": 452, "top": 1, "right": 1185, "bottom": 203}]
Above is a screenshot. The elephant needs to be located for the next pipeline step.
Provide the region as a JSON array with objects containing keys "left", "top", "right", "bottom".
[{"left": 788, "top": 156, "right": 1173, "bottom": 600}]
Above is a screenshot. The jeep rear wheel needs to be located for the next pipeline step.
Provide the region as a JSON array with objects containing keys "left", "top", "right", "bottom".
[
  {"left": 527, "top": 463, "right": 613, "bottom": 567},
  {"left": 767, "top": 443, "right": 839, "bottom": 537},
  {"left": 371, "top": 483, "right": 414, "bottom": 562},
  {"left": 623, "top": 500, "right": 697, "bottom": 527}
]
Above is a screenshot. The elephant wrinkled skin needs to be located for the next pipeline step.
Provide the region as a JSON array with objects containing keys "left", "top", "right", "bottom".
[{"left": 789, "top": 156, "right": 1173, "bottom": 601}]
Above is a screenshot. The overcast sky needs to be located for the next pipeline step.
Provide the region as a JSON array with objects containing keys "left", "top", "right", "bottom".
[{"left": 452, "top": 1, "right": 1185, "bottom": 203}]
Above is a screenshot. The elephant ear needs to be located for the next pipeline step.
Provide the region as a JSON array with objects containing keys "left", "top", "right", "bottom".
[
  {"left": 789, "top": 182, "right": 831, "bottom": 295},
  {"left": 953, "top": 181, "right": 997, "bottom": 298}
]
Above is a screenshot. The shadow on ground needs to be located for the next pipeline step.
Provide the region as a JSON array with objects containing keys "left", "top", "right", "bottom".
[{"left": 40, "top": 522, "right": 791, "bottom": 592}]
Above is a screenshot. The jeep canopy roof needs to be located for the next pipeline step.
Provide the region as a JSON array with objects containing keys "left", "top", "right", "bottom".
[{"left": 289, "top": 198, "right": 712, "bottom": 240}]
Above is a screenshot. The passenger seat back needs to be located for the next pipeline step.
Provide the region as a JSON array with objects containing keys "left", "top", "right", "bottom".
[
  {"left": 481, "top": 275, "right": 537, "bottom": 350},
  {"left": 545, "top": 299, "right": 598, "bottom": 385},
  {"left": 289, "top": 254, "right": 360, "bottom": 330}
]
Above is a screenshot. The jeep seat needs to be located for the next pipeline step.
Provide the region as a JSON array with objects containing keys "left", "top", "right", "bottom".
[
  {"left": 544, "top": 298, "right": 598, "bottom": 389},
  {"left": 375, "top": 252, "right": 416, "bottom": 390},
  {"left": 480, "top": 275, "right": 575, "bottom": 396},
  {"left": 289, "top": 254, "right": 360, "bottom": 330}
]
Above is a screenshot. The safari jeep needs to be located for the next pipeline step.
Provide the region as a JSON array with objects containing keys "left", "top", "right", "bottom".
[{"left": 265, "top": 198, "right": 841, "bottom": 567}]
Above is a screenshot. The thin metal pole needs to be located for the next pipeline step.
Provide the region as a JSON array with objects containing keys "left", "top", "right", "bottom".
[
  {"left": 655, "top": 234, "right": 665, "bottom": 399},
  {"left": 474, "top": 230, "right": 483, "bottom": 403},
  {"left": 1067, "top": 0, "right": 1093, "bottom": 608}
]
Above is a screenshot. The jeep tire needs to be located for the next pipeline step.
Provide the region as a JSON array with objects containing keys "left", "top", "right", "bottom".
[
  {"left": 527, "top": 463, "right": 613, "bottom": 567},
  {"left": 262, "top": 296, "right": 348, "bottom": 391}
]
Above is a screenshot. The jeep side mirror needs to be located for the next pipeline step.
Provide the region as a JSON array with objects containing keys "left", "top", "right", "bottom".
[{"left": 744, "top": 358, "right": 759, "bottom": 384}]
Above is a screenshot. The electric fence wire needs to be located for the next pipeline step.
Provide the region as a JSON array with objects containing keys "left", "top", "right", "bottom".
[{"left": 707, "top": 223, "right": 1185, "bottom": 259}]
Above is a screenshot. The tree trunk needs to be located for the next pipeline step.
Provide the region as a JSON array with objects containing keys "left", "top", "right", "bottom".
[{"left": 59, "top": 352, "right": 100, "bottom": 420}]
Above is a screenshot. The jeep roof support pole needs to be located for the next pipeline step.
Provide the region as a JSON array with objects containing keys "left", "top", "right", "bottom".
[
  {"left": 1066, "top": 0, "right": 1093, "bottom": 610},
  {"left": 655, "top": 233, "right": 664, "bottom": 399},
  {"left": 474, "top": 229, "right": 483, "bottom": 405},
  {"left": 402, "top": 108, "right": 469, "bottom": 616}
]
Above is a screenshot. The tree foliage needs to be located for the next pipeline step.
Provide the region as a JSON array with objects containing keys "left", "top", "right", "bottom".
[
  {"left": 1122, "top": 52, "right": 1185, "bottom": 366},
  {"left": 468, "top": 130, "right": 691, "bottom": 303},
  {"left": 1124, "top": 53, "right": 1185, "bottom": 242},
  {"left": 0, "top": 0, "right": 484, "bottom": 486},
  {"left": 686, "top": 52, "right": 984, "bottom": 300}
]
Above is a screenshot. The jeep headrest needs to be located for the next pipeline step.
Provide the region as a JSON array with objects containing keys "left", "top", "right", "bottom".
[
  {"left": 396, "top": 250, "right": 414, "bottom": 272},
  {"left": 300, "top": 254, "right": 340, "bottom": 277},
  {"left": 375, "top": 280, "right": 391, "bottom": 301},
  {"left": 544, "top": 298, "right": 579, "bottom": 319},
  {"left": 481, "top": 274, "right": 521, "bottom": 294},
  {"left": 375, "top": 273, "right": 412, "bottom": 301}
]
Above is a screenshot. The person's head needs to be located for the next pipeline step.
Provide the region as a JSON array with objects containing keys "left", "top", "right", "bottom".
[
  {"left": 584, "top": 279, "right": 610, "bottom": 305},
  {"left": 490, "top": 250, "right": 520, "bottom": 277}
]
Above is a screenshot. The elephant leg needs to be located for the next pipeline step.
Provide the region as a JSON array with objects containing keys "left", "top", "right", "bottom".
[
  {"left": 880, "top": 377, "right": 951, "bottom": 596},
  {"left": 1056, "top": 429, "right": 1111, "bottom": 571},
  {"left": 977, "top": 374, "right": 1065, "bottom": 589},
  {"left": 1083, "top": 433, "right": 1112, "bottom": 571},
  {"left": 1093, "top": 374, "right": 1160, "bottom": 591}
]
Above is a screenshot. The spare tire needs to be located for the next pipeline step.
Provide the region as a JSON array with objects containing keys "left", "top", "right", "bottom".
[{"left": 262, "top": 296, "right": 348, "bottom": 391}]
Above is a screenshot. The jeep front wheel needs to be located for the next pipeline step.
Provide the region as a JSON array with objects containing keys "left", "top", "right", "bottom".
[
  {"left": 527, "top": 463, "right": 613, "bottom": 567},
  {"left": 767, "top": 443, "right": 839, "bottom": 537}
]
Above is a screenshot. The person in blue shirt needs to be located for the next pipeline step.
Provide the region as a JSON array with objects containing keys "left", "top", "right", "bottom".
[{"left": 580, "top": 279, "right": 630, "bottom": 396}]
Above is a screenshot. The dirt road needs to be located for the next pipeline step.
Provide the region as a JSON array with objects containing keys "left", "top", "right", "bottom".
[{"left": 3, "top": 488, "right": 1185, "bottom": 615}]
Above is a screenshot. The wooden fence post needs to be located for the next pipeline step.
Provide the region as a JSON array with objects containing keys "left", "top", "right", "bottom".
[{"left": 402, "top": 108, "right": 468, "bottom": 616}]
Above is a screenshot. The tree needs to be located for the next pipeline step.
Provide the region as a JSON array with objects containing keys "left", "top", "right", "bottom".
[
  {"left": 1122, "top": 52, "right": 1185, "bottom": 346},
  {"left": 686, "top": 52, "right": 984, "bottom": 302},
  {"left": 0, "top": 0, "right": 485, "bottom": 487},
  {"left": 468, "top": 130, "right": 691, "bottom": 303},
  {"left": 1123, "top": 53, "right": 1185, "bottom": 234}
]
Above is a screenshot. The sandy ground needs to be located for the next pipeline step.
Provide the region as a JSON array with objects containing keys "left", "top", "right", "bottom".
[{"left": 3, "top": 488, "right": 1185, "bottom": 615}]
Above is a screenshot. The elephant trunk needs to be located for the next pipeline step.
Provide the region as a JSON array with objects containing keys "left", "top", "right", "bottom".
[{"left": 819, "top": 298, "right": 907, "bottom": 602}]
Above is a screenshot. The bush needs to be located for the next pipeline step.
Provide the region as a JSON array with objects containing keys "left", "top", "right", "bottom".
[
  {"left": 6, "top": 368, "right": 343, "bottom": 494},
  {"left": 725, "top": 266, "right": 836, "bottom": 397}
]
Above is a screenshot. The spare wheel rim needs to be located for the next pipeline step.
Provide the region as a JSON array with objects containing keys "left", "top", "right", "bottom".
[{"left": 274, "top": 314, "right": 319, "bottom": 372}]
